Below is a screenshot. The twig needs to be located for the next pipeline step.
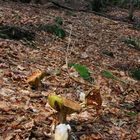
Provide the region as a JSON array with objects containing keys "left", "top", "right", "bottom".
[
  {"left": 65, "top": 25, "right": 95, "bottom": 88},
  {"left": 65, "top": 25, "right": 72, "bottom": 68},
  {"left": 92, "top": 126, "right": 104, "bottom": 139},
  {"left": 69, "top": 75, "right": 93, "bottom": 87}
]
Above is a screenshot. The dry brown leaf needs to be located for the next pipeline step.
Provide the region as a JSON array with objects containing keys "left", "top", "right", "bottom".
[
  {"left": 0, "top": 101, "right": 10, "bottom": 111},
  {"left": 4, "top": 70, "right": 12, "bottom": 77},
  {"left": 22, "top": 119, "right": 34, "bottom": 130},
  {"left": 0, "top": 79, "right": 4, "bottom": 85},
  {"left": 15, "top": 134, "right": 21, "bottom": 140},
  {"left": 3, "top": 133, "right": 15, "bottom": 140},
  {"left": 86, "top": 86, "right": 102, "bottom": 112}
]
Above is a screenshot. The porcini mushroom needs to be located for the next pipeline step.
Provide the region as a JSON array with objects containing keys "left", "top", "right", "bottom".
[
  {"left": 26, "top": 70, "right": 50, "bottom": 89},
  {"left": 48, "top": 95, "right": 81, "bottom": 123}
]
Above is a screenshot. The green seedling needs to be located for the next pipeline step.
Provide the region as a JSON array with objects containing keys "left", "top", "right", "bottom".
[
  {"left": 39, "top": 24, "right": 66, "bottom": 38},
  {"left": 55, "top": 17, "right": 63, "bottom": 25},
  {"left": 46, "top": 24, "right": 65, "bottom": 38},
  {"left": 133, "top": 24, "right": 140, "bottom": 30}
]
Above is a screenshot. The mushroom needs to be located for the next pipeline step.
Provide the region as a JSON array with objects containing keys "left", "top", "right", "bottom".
[
  {"left": 26, "top": 70, "right": 50, "bottom": 89},
  {"left": 48, "top": 95, "right": 81, "bottom": 123}
]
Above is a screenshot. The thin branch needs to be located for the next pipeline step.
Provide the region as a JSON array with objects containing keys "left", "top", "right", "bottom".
[{"left": 65, "top": 25, "right": 72, "bottom": 69}]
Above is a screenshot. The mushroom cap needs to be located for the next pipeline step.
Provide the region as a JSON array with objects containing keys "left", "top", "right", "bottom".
[
  {"left": 27, "top": 70, "right": 44, "bottom": 84},
  {"left": 48, "top": 95, "right": 63, "bottom": 111},
  {"left": 62, "top": 97, "right": 81, "bottom": 113},
  {"left": 48, "top": 95, "right": 81, "bottom": 114}
]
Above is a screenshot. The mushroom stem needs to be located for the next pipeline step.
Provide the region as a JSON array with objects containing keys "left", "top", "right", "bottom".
[{"left": 59, "top": 109, "right": 67, "bottom": 123}]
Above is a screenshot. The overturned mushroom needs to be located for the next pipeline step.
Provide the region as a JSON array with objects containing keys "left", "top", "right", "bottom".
[{"left": 48, "top": 94, "right": 81, "bottom": 123}]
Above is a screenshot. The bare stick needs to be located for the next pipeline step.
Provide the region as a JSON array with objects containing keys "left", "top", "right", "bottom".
[{"left": 65, "top": 25, "right": 72, "bottom": 69}]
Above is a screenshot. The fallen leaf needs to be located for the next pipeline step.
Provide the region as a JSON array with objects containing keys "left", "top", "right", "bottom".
[
  {"left": 85, "top": 86, "right": 102, "bottom": 112},
  {"left": 0, "top": 101, "right": 10, "bottom": 111},
  {"left": 3, "top": 133, "right": 15, "bottom": 140}
]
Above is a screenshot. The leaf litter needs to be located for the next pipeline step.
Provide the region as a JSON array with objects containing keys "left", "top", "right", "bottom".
[{"left": 0, "top": 1, "right": 140, "bottom": 140}]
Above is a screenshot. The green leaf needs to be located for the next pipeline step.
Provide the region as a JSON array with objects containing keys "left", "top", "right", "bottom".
[
  {"left": 55, "top": 17, "right": 63, "bottom": 25},
  {"left": 47, "top": 24, "right": 65, "bottom": 38},
  {"left": 69, "top": 63, "right": 91, "bottom": 80},
  {"left": 101, "top": 70, "right": 125, "bottom": 84},
  {"left": 129, "top": 68, "right": 140, "bottom": 81},
  {"left": 101, "top": 70, "right": 117, "bottom": 80},
  {"left": 40, "top": 24, "right": 66, "bottom": 38},
  {"left": 123, "top": 38, "right": 140, "bottom": 51},
  {"left": 125, "top": 111, "right": 138, "bottom": 117}
]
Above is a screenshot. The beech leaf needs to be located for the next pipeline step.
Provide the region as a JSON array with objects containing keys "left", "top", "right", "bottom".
[{"left": 85, "top": 86, "right": 102, "bottom": 112}]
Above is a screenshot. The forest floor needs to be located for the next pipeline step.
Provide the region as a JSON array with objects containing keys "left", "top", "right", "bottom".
[{"left": 0, "top": 1, "right": 140, "bottom": 140}]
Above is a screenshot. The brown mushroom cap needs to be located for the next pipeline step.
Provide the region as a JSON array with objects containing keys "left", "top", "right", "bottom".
[
  {"left": 26, "top": 70, "right": 43, "bottom": 83},
  {"left": 62, "top": 97, "right": 81, "bottom": 114}
]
